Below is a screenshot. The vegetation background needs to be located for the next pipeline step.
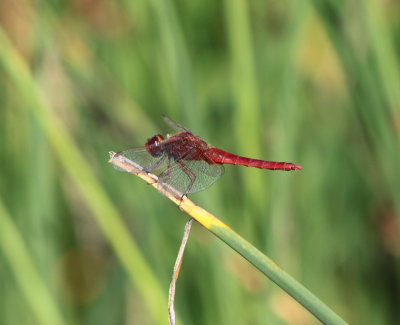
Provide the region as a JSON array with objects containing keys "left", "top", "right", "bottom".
[{"left": 1, "top": 0, "right": 399, "bottom": 324}]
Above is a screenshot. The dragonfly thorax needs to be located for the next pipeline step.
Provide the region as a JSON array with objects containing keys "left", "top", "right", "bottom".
[{"left": 145, "top": 134, "right": 165, "bottom": 157}]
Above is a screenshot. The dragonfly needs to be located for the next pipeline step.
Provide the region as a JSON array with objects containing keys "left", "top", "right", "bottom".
[{"left": 114, "top": 115, "right": 302, "bottom": 196}]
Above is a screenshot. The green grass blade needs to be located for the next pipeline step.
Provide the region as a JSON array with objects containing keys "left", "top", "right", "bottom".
[
  {"left": 0, "top": 198, "right": 66, "bottom": 325},
  {"left": 0, "top": 28, "right": 170, "bottom": 325},
  {"left": 223, "top": 0, "right": 263, "bottom": 199},
  {"left": 365, "top": 0, "right": 400, "bottom": 130},
  {"left": 209, "top": 221, "right": 348, "bottom": 325},
  {"left": 186, "top": 200, "right": 349, "bottom": 325}
]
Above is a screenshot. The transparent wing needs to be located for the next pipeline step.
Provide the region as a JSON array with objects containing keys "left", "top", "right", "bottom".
[
  {"left": 159, "top": 158, "right": 224, "bottom": 194},
  {"left": 162, "top": 115, "right": 192, "bottom": 133},
  {"left": 113, "top": 147, "right": 168, "bottom": 172}
]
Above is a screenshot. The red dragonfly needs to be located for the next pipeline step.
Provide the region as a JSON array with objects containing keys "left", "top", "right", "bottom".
[{"left": 115, "top": 115, "right": 302, "bottom": 195}]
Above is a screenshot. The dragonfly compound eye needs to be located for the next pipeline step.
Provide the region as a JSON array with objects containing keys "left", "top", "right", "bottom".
[{"left": 145, "top": 134, "right": 165, "bottom": 157}]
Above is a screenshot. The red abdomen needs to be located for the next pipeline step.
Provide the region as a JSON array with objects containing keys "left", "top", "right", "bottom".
[{"left": 205, "top": 148, "right": 302, "bottom": 171}]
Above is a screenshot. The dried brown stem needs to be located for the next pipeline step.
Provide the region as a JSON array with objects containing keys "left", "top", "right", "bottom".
[{"left": 168, "top": 218, "right": 193, "bottom": 325}]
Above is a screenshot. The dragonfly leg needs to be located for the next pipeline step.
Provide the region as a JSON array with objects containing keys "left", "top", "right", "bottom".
[
  {"left": 144, "top": 156, "right": 167, "bottom": 186},
  {"left": 175, "top": 160, "right": 196, "bottom": 198},
  {"left": 157, "top": 158, "right": 179, "bottom": 194},
  {"left": 158, "top": 157, "right": 172, "bottom": 180},
  {"left": 145, "top": 155, "right": 166, "bottom": 172},
  {"left": 158, "top": 158, "right": 188, "bottom": 204}
]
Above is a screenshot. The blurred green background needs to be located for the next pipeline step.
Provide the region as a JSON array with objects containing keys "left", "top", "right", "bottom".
[{"left": 1, "top": 0, "right": 400, "bottom": 324}]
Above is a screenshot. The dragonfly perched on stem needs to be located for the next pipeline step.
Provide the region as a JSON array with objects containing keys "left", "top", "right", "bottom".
[{"left": 114, "top": 115, "right": 302, "bottom": 196}]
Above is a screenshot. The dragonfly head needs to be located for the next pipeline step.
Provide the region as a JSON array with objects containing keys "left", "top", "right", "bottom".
[{"left": 145, "top": 134, "right": 165, "bottom": 157}]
